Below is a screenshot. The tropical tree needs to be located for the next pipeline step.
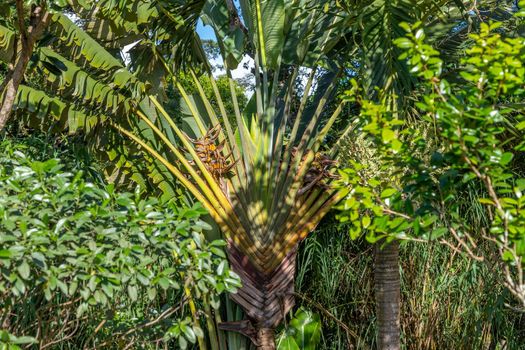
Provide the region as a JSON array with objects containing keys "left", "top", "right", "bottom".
[
  {"left": 337, "top": 1, "right": 464, "bottom": 347},
  {"left": 336, "top": 0, "right": 523, "bottom": 347},
  {"left": 338, "top": 14, "right": 525, "bottom": 302},
  {"left": 112, "top": 1, "right": 353, "bottom": 347},
  {"left": 1, "top": 0, "right": 354, "bottom": 348},
  {"left": 336, "top": 1, "right": 525, "bottom": 349}
]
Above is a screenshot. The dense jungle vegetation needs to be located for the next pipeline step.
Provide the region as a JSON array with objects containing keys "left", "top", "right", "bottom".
[{"left": 1, "top": 0, "right": 525, "bottom": 349}]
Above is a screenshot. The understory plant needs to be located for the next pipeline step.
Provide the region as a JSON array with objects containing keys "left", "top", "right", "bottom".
[
  {"left": 295, "top": 220, "right": 525, "bottom": 350},
  {"left": 0, "top": 139, "right": 240, "bottom": 349}
]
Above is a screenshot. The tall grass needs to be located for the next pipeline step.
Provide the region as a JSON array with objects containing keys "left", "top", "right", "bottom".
[{"left": 296, "top": 214, "right": 525, "bottom": 350}]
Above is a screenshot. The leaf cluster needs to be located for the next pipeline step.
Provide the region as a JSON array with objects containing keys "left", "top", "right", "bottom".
[
  {"left": 0, "top": 141, "right": 240, "bottom": 348},
  {"left": 336, "top": 7, "right": 525, "bottom": 306}
]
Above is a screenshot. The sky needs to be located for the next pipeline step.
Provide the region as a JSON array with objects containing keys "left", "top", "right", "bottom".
[{"left": 196, "top": 19, "right": 217, "bottom": 41}]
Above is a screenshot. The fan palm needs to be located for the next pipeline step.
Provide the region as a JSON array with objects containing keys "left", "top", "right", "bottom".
[
  {"left": 113, "top": 1, "right": 353, "bottom": 347},
  {"left": 1, "top": 0, "right": 354, "bottom": 348}
]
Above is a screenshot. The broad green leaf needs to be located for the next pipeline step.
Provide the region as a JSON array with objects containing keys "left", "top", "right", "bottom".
[
  {"left": 277, "top": 335, "right": 300, "bottom": 350},
  {"left": 0, "top": 25, "right": 15, "bottom": 64},
  {"left": 500, "top": 152, "right": 513, "bottom": 166},
  {"left": 17, "top": 261, "right": 30, "bottom": 280},
  {"left": 127, "top": 284, "right": 138, "bottom": 301},
  {"left": 201, "top": 0, "right": 245, "bottom": 68},
  {"left": 289, "top": 308, "right": 322, "bottom": 350},
  {"left": 257, "top": 0, "right": 285, "bottom": 68},
  {"left": 0, "top": 250, "right": 11, "bottom": 259},
  {"left": 430, "top": 227, "right": 448, "bottom": 240},
  {"left": 381, "top": 188, "right": 397, "bottom": 199}
]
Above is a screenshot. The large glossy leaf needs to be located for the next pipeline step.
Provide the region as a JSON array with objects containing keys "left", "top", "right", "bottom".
[
  {"left": 257, "top": 0, "right": 285, "bottom": 68},
  {"left": 276, "top": 308, "right": 321, "bottom": 350},
  {"left": 238, "top": 0, "right": 286, "bottom": 68},
  {"left": 289, "top": 308, "right": 322, "bottom": 350},
  {"left": 36, "top": 47, "right": 131, "bottom": 116},
  {"left": 51, "top": 12, "right": 124, "bottom": 71},
  {"left": 14, "top": 85, "right": 103, "bottom": 133},
  {"left": 276, "top": 336, "right": 300, "bottom": 350}
]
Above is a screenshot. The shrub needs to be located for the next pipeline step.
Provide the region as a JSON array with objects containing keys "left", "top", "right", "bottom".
[{"left": 0, "top": 142, "right": 240, "bottom": 349}]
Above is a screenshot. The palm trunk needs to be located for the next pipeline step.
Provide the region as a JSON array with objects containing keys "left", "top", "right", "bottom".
[
  {"left": 256, "top": 328, "right": 275, "bottom": 350},
  {"left": 374, "top": 240, "right": 400, "bottom": 350},
  {"left": 0, "top": 3, "right": 49, "bottom": 131}
]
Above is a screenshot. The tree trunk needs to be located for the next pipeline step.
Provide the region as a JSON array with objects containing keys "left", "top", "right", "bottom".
[
  {"left": 256, "top": 328, "right": 275, "bottom": 350},
  {"left": 0, "top": 3, "right": 49, "bottom": 131},
  {"left": 220, "top": 245, "right": 297, "bottom": 350},
  {"left": 0, "top": 57, "right": 29, "bottom": 130},
  {"left": 374, "top": 240, "right": 400, "bottom": 350}
]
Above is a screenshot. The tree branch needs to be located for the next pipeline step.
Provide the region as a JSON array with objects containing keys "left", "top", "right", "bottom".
[
  {"left": 0, "top": 3, "right": 50, "bottom": 131},
  {"left": 15, "top": 0, "right": 28, "bottom": 45}
]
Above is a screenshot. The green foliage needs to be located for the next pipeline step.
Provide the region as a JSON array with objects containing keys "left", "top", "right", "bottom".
[
  {"left": 0, "top": 140, "right": 240, "bottom": 348},
  {"left": 352, "top": 0, "right": 420, "bottom": 97},
  {"left": 276, "top": 308, "right": 322, "bottom": 350},
  {"left": 0, "top": 1, "right": 214, "bottom": 201},
  {"left": 1, "top": 129, "right": 104, "bottom": 184},
  {"left": 296, "top": 221, "right": 525, "bottom": 349},
  {"left": 165, "top": 72, "right": 248, "bottom": 125},
  {"left": 13, "top": 12, "right": 140, "bottom": 131},
  {"left": 336, "top": 13, "right": 525, "bottom": 305},
  {"left": 0, "top": 330, "right": 36, "bottom": 350}
]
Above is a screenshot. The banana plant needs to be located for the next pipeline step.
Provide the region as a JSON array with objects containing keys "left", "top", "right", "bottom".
[
  {"left": 0, "top": 0, "right": 215, "bottom": 200},
  {"left": 1, "top": 0, "right": 353, "bottom": 348}
]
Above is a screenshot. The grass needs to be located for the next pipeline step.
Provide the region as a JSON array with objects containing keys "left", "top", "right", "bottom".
[{"left": 296, "top": 214, "right": 525, "bottom": 350}]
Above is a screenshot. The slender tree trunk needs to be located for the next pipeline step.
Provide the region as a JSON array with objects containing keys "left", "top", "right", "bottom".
[
  {"left": 0, "top": 56, "right": 29, "bottom": 130},
  {"left": 0, "top": 2, "right": 49, "bottom": 131},
  {"left": 374, "top": 240, "right": 400, "bottom": 350}
]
